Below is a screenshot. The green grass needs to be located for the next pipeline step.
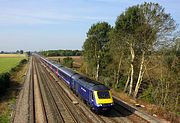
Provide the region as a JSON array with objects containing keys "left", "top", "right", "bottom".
[
  {"left": 0, "top": 98, "right": 16, "bottom": 123},
  {"left": 0, "top": 58, "right": 25, "bottom": 73},
  {"left": 0, "top": 110, "right": 10, "bottom": 123}
]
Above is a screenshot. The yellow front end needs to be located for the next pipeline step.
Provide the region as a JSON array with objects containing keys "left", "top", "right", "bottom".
[{"left": 94, "top": 91, "right": 113, "bottom": 104}]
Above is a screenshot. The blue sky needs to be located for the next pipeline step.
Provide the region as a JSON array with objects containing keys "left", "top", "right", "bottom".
[{"left": 0, "top": 0, "right": 179, "bottom": 52}]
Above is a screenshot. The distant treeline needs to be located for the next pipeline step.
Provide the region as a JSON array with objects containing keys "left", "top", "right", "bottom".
[
  {"left": 1, "top": 50, "right": 24, "bottom": 54},
  {"left": 40, "top": 50, "right": 82, "bottom": 57}
]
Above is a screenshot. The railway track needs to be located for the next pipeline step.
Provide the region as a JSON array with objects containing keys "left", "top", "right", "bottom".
[
  {"left": 37, "top": 55, "right": 165, "bottom": 123},
  {"left": 35, "top": 58, "right": 81, "bottom": 123},
  {"left": 29, "top": 57, "right": 35, "bottom": 122},
  {"left": 13, "top": 55, "right": 165, "bottom": 123},
  {"left": 29, "top": 57, "right": 48, "bottom": 123}
]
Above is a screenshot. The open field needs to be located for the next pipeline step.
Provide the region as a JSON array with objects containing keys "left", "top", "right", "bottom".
[
  {"left": 48, "top": 56, "right": 83, "bottom": 67},
  {"left": 0, "top": 54, "right": 26, "bottom": 58},
  {"left": 0, "top": 54, "right": 27, "bottom": 73}
]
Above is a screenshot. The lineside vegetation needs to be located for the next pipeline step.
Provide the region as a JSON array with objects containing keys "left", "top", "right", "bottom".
[
  {"left": 0, "top": 54, "right": 28, "bottom": 123},
  {"left": 81, "top": 2, "right": 180, "bottom": 120}
]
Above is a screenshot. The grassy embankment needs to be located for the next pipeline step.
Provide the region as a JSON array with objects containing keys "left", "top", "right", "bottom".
[{"left": 0, "top": 54, "right": 28, "bottom": 123}]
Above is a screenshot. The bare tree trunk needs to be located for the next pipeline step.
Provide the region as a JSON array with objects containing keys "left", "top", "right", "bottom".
[
  {"left": 124, "top": 69, "right": 131, "bottom": 92},
  {"left": 114, "top": 70, "right": 116, "bottom": 82},
  {"left": 163, "top": 80, "right": 169, "bottom": 107},
  {"left": 96, "top": 55, "right": 100, "bottom": 81},
  {"left": 133, "top": 51, "right": 145, "bottom": 98},
  {"left": 115, "top": 53, "right": 123, "bottom": 88},
  {"left": 175, "top": 94, "right": 179, "bottom": 111},
  {"left": 85, "top": 64, "right": 88, "bottom": 74},
  {"left": 129, "top": 44, "right": 135, "bottom": 96},
  {"left": 160, "top": 64, "right": 165, "bottom": 107}
]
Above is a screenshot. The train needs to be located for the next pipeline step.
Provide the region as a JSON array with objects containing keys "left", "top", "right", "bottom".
[{"left": 37, "top": 54, "right": 114, "bottom": 113}]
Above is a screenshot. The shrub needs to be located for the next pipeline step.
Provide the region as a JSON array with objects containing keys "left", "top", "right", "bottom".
[
  {"left": 20, "top": 59, "right": 27, "bottom": 65},
  {"left": 63, "top": 57, "right": 74, "bottom": 68},
  {"left": 140, "top": 84, "right": 154, "bottom": 103}
]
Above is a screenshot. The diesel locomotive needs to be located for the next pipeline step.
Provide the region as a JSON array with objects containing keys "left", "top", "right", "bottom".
[{"left": 38, "top": 55, "right": 114, "bottom": 112}]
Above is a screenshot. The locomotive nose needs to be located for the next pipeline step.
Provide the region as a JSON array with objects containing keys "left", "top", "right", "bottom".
[{"left": 94, "top": 90, "right": 114, "bottom": 105}]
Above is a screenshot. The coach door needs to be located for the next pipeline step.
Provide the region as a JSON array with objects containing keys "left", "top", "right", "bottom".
[
  {"left": 72, "top": 80, "right": 75, "bottom": 90},
  {"left": 75, "top": 82, "right": 79, "bottom": 93},
  {"left": 89, "top": 91, "right": 94, "bottom": 104}
]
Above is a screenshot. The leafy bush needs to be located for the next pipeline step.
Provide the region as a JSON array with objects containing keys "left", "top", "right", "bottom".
[
  {"left": 63, "top": 57, "right": 74, "bottom": 68},
  {"left": 20, "top": 59, "right": 27, "bottom": 64},
  {"left": 140, "top": 84, "right": 154, "bottom": 103}
]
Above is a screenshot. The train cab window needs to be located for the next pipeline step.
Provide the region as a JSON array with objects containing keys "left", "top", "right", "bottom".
[{"left": 97, "top": 91, "right": 110, "bottom": 99}]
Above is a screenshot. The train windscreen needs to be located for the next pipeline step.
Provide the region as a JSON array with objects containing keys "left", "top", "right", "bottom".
[{"left": 97, "top": 91, "right": 110, "bottom": 99}]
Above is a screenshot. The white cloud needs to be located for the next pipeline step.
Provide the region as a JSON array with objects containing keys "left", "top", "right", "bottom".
[{"left": 0, "top": 8, "right": 113, "bottom": 25}]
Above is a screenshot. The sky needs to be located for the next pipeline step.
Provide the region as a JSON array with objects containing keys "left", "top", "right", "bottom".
[{"left": 0, "top": 0, "right": 180, "bottom": 52}]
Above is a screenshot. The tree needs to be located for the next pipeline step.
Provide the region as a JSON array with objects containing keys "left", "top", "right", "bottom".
[
  {"left": 20, "top": 50, "right": 24, "bottom": 54},
  {"left": 83, "top": 22, "right": 112, "bottom": 80},
  {"left": 133, "top": 2, "right": 176, "bottom": 98},
  {"left": 109, "top": 29, "right": 129, "bottom": 88},
  {"left": 112, "top": 2, "right": 176, "bottom": 97},
  {"left": 26, "top": 51, "right": 31, "bottom": 56},
  {"left": 114, "top": 5, "right": 145, "bottom": 95},
  {"left": 16, "top": 50, "right": 20, "bottom": 54},
  {"left": 80, "top": 1, "right": 180, "bottom": 116}
]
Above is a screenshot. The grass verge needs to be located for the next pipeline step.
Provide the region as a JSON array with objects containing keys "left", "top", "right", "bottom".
[{"left": 0, "top": 58, "right": 29, "bottom": 123}]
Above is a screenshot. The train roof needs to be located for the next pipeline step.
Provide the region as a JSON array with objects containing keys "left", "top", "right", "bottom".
[
  {"left": 53, "top": 63, "right": 62, "bottom": 68},
  {"left": 39, "top": 55, "right": 74, "bottom": 76},
  {"left": 43, "top": 57, "right": 62, "bottom": 68},
  {"left": 90, "top": 84, "right": 109, "bottom": 91},
  {"left": 58, "top": 67, "right": 77, "bottom": 77},
  {"left": 72, "top": 75, "right": 109, "bottom": 91},
  {"left": 71, "top": 74, "right": 81, "bottom": 80}
]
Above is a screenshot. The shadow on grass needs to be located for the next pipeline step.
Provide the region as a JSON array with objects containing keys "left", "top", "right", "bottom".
[{"left": 0, "top": 79, "right": 22, "bottom": 103}]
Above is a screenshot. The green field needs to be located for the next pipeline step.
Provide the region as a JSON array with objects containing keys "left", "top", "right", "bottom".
[{"left": 0, "top": 55, "right": 26, "bottom": 73}]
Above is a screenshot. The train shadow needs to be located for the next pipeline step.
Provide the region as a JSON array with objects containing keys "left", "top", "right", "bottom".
[{"left": 99, "top": 97, "right": 135, "bottom": 118}]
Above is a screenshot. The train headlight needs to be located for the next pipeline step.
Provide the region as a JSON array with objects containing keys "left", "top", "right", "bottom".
[{"left": 96, "top": 104, "right": 102, "bottom": 107}]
